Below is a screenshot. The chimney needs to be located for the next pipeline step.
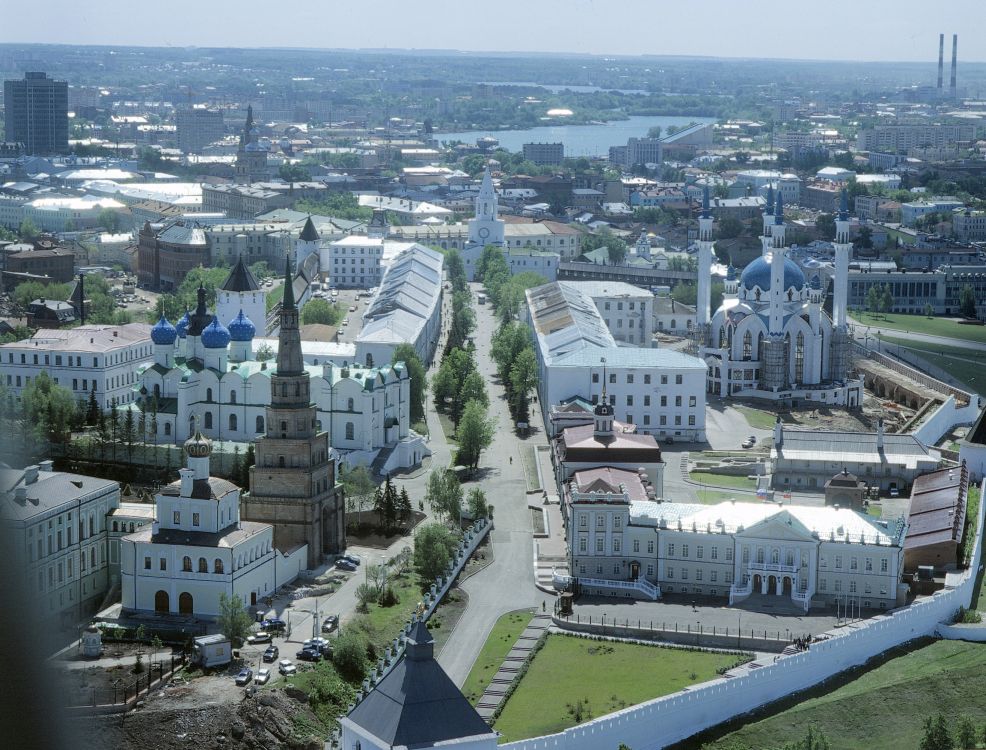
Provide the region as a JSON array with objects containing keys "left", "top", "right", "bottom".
[
  {"left": 179, "top": 468, "right": 195, "bottom": 498},
  {"left": 14, "top": 487, "right": 27, "bottom": 503},
  {"left": 23, "top": 465, "right": 39, "bottom": 485},
  {"left": 937, "top": 33, "right": 944, "bottom": 89},
  {"left": 39, "top": 459, "right": 53, "bottom": 473},
  {"left": 950, "top": 34, "right": 957, "bottom": 97}
]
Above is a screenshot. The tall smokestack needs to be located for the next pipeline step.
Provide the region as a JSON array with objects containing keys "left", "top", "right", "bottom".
[
  {"left": 937, "top": 33, "right": 944, "bottom": 89},
  {"left": 951, "top": 34, "right": 957, "bottom": 97}
]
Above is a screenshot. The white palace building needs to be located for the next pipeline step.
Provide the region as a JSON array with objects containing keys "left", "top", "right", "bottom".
[
  {"left": 699, "top": 187, "right": 863, "bottom": 408},
  {"left": 133, "top": 261, "right": 428, "bottom": 473},
  {"left": 556, "top": 403, "right": 908, "bottom": 612}
]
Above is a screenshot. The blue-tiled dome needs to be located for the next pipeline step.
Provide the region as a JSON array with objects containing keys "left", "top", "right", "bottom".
[
  {"left": 175, "top": 310, "right": 191, "bottom": 339},
  {"left": 227, "top": 309, "right": 256, "bottom": 342},
  {"left": 740, "top": 254, "right": 805, "bottom": 293},
  {"left": 201, "top": 315, "right": 231, "bottom": 349},
  {"left": 151, "top": 314, "right": 177, "bottom": 345}
]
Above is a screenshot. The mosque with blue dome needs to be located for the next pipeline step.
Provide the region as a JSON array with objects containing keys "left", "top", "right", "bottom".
[
  {"left": 698, "top": 187, "right": 863, "bottom": 407},
  {"left": 137, "top": 258, "right": 428, "bottom": 473}
]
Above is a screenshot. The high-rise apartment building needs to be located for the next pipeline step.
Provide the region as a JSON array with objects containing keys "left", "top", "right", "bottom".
[
  {"left": 3, "top": 72, "right": 69, "bottom": 155},
  {"left": 176, "top": 107, "right": 225, "bottom": 154}
]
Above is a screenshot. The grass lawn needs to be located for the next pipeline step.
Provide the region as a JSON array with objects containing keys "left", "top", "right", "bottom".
[
  {"left": 494, "top": 635, "right": 747, "bottom": 743},
  {"left": 690, "top": 471, "right": 757, "bottom": 490},
  {"left": 697, "top": 640, "right": 986, "bottom": 750},
  {"left": 436, "top": 410, "right": 459, "bottom": 445},
  {"left": 411, "top": 418, "right": 429, "bottom": 436},
  {"left": 733, "top": 405, "right": 777, "bottom": 431},
  {"left": 521, "top": 445, "right": 540, "bottom": 492},
  {"left": 461, "top": 609, "right": 535, "bottom": 704},
  {"left": 881, "top": 335, "right": 985, "bottom": 393},
  {"left": 265, "top": 283, "right": 284, "bottom": 311},
  {"left": 696, "top": 489, "right": 741, "bottom": 504},
  {"left": 853, "top": 310, "right": 986, "bottom": 344}
]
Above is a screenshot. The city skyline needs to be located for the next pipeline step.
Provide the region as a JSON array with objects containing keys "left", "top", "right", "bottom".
[{"left": 4, "top": 0, "right": 986, "bottom": 64}]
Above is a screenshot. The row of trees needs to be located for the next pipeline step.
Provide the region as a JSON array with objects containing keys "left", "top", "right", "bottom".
[
  {"left": 475, "top": 246, "right": 548, "bottom": 324},
  {"left": 431, "top": 344, "right": 496, "bottom": 468},
  {"left": 490, "top": 322, "right": 539, "bottom": 424},
  {"left": 919, "top": 711, "right": 984, "bottom": 750}
]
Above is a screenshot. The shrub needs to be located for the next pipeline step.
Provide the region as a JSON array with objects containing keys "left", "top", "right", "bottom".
[{"left": 333, "top": 630, "right": 370, "bottom": 683}]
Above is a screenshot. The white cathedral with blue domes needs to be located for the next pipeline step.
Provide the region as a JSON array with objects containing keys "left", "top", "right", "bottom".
[
  {"left": 139, "top": 258, "right": 427, "bottom": 473},
  {"left": 699, "top": 187, "right": 863, "bottom": 408}
]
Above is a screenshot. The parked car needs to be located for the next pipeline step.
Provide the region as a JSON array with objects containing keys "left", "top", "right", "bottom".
[
  {"left": 260, "top": 618, "right": 287, "bottom": 633},
  {"left": 296, "top": 647, "right": 322, "bottom": 662},
  {"left": 335, "top": 559, "right": 357, "bottom": 572},
  {"left": 235, "top": 668, "right": 253, "bottom": 686},
  {"left": 304, "top": 637, "right": 331, "bottom": 654},
  {"left": 321, "top": 615, "right": 339, "bottom": 633},
  {"left": 277, "top": 659, "right": 297, "bottom": 676},
  {"left": 262, "top": 646, "right": 279, "bottom": 663},
  {"left": 889, "top": 485, "right": 900, "bottom": 497},
  {"left": 741, "top": 437, "right": 756, "bottom": 449},
  {"left": 341, "top": 318, "right": 350, "bottom": 326},
  {"left": 254, "top": 668, "right": 271, "bottom": 685},
  {"left": 247, "top": 631, "right": 272, "bottom": 644},
  {"left": 342, "top": 553, "right": 362, "bottom": 565}
]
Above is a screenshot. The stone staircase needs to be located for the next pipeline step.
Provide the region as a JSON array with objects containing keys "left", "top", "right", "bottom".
[{"left": 476, "top": 614, "right": 553, "bottom": 722}]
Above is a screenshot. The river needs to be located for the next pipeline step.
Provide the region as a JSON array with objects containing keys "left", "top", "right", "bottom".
[{"left": 436, "top": 115, "right": 717, "bottom": 157}]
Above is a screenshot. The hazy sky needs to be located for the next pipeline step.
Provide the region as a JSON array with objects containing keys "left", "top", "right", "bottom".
[{"left": 5, "top": 0, "right": 986, "bottom": 63}]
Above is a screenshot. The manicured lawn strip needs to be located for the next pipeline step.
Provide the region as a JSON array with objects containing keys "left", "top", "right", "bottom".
[
  {"left": 853, "top": 311, "right": 986, "bottom": 343},
  {"left": 696, "top": 489, "right": 741, "bottom": 504},
  {"left": 880, "top": 336, "right": 986, "bottom": 393},
  {"left": 734, "top": 405, "right": 777, "bottom": 430},
  {"left": 521, "top": 445, "right": 540, "bottom": 491},
  {"left": 689, "top": 471, "right": 758, "bottom": 490},
  {"left": 461, "top": 609, "right": 535, "bottom": 704},
  {"left": 265, "top": 283, "right": 284, "bottom": 311},
  {"left": 697, "top": 640, "right": 986, "bottom": 750},
  {"left": 494, "top": 635, "right": 747, "bottom": 743},
  {"left": 436, "top": 411, "right": 459, "bottom": 445}
]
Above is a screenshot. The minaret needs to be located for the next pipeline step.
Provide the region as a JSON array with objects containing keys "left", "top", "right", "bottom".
[
  {"left": 242, "top": 256, "right": 345, "bottom": 567},
  {"left": 830, "top": 188, "right": 853, "bottom": 383},
  {"left": 768, "top": 191, "right": 786, "bottom": 336},
  {"left": 696, "top": 186, "right": 714, "bottom": 330},
  {"left": 761, "top": 184, "right": 775, "bottom": 252}
]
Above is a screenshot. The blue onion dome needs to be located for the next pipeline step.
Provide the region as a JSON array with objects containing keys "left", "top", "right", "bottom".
[
  {"left": 810, "top": 274, "right": 822, "bottom": 290},
  {"left": 175, "top": 310, "right": 191, "bottom": 339},
  {"left": 739, "top": 254, "right": 806, "bottom": 293},
  {"left": 201, "top": 315, "right": 231, "bottom": 349},
  {"left": 227, "top": 309, "right": 256, "bottom": 342},
  {"left": 151, "top": 314, "right": 178, "bottom": 345}
]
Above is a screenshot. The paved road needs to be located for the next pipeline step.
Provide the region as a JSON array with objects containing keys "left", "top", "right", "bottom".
[{"left": 437, "top": 284, "right": 539, "bottom": 686}]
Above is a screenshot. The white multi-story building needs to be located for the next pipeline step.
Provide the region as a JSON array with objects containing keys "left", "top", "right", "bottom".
[
  {"left": 120, "top": 431, "right": 306, "bottom": 617},
  {"left": 526, "top": 281, "right": 706, "bottom": 441},
  {"left": 1, "top": 462, "right": 120, "bottom": 629},
  {"left": 733, "top": 170, "right": 801, "bottom": 205},
  {"left": 0, "top": 323, "right": 153, "bottom": 409},
  {"left": 325, "top": 235, "right": 385, "bottom": 288},
  {"left": 561, "top": 460, "right": 908, "bottom": 611},
  {"left": 356, "top": 244, "right": 444, "bottom": 367},
  {"left": 566, "top": 281, "right": 654, "bottom": 346}
]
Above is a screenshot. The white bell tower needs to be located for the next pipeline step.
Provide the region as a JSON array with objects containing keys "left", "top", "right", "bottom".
[{"left": 468, "top": 166, "right": 505, "bottom": 248}]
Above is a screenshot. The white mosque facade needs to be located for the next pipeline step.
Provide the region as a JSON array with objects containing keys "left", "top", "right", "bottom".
[{"left": 699, "top": 188, "right": 863, "bottom": 408}]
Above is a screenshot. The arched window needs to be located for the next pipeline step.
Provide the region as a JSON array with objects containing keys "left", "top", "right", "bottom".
[
  {"left": 345, "top": 422, "right": 355, "bottom": 441},
  {"left": 280, "top": 420, "right": 287, "bottom": 433},
  {"left": 278, "top": 456, "right": 285, "bottom": 468},
  {"left": 91, "top": 548, "right": 96, "bottom": 566},
  {"left": 295, "top": 382, "right": 300, "bottom": 397},
  {"left": 164, "top": 422, "right": 172, "bottom": 436},
  {"left": 153, "top": 384, "right": 160, "bottom": 398},
  {"left": 256, "top": 416, "right": 264, "bottom": 433},
  {"left": 112, "top": 521, "right": 118, "bottom": 532},
  {"left": 198, "top": 557, "right": 207, "bottom": 573},
  {"left": 204, "top": 411, "right": 213, "bottom": 429},
  {"left": 206, "top": 388, "right": 213, "bottom": 402},
  {"left": 178, "top": 592, "right": 193, "bottom": 614},
  {"left": 718, "top": 326, "right": 727, "bottom": 348},
  {"left": 756, "top": 548, "right": 765, "bottom": 564},
  {"left": 229, "top": 414, "right": 237, "bottom": 431},
  {"left": 742, "top": 331, "right": 752, "bottom": 360},
  {"left": 365, "top": 353, "right": 373, "bottom": 367},
  {"left": 795, "top": 332, "right": 805, "bottom": 384},
  {"left": 726, "top": 324, "right": 734, "bottom": 350},
  {"left": 214, "top": 559, "right": 224, "bottom": 574},
  {"left": 182, "top": 556, "right": 192, "bottom": 572},
  {"left": 670, "top": 319, "right": 677, "bottom": 329},
  {"left": 347, "top": 397, "right": 354, "bottom": 411},
  {"left": 281, "top": 383, "right": 287, "bottom": 397},
  {"left": 129, "top": 523, "right": 135, "bottom": 533},
  {"left": 771, "top": 549, "right": 779, "bottom": 564}
]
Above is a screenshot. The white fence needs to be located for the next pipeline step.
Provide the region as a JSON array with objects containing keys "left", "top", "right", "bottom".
[
  {"left": 501, "top": 482, "right": 985, "bottom": 750},
  {"left": 912, "top": 394, "right": 981, "bottom": 447}
]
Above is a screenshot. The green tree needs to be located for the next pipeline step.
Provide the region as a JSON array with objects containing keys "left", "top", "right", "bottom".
[
  {"left": 491, "top": 322, "right": 531, "bottom": 382},
  {"left": 278, "top": 163, "right": 311, "bottom": 182},
  {"left": 456, "top": 399, "right": 496, "bottom": 470},
  {"left": 779, "top": 724, "right": 831, "bottom": 750},
  {"left": 920, "top": 712, "right": 954, "bottom": 750},
  {"left": 866, "top": 285, "right": 882, "bottom": 314},
  {"left": 301, "top": 297, "right": 343, "bottom": 326},
  {"left": 86, "top": 384, "right": 100, "bottom": 426},
  {"left": 925, "top": 303, "right": 935, "bottom": 318},
  {"left": 307, "top": 662, "right": 357, "bottom": 724},
  {"left": 392, "top": 343, "right": 426, "bottom": 423},
  {"left": 20, "top": 371, "right": 76, "bottom": 456},
  {"left": 217, "top": 593, "right": 253, "bottom": 647},
  {"left": 425, "top": 469, "right": 462, "bottom": 526},
  {"left": 332, "top": 629, "right": 369, "bottom": 682},
  {"left": 241, "top": 444, "right": 255, "bottom": 487},
  {"left": 97, "top": 208, "right": 122, "bottom": 232},
  {"left": 340, "top": 465, "right": 376, "bottom": 528},
  {"left": 856, "top": 226, "right": 874, "bottom": 250},
  {"left": 508, "top": 347, "right": 539, "bottom": 421},
  {"left": 815, "top": 213, "right": 836, "bottom": 241},
  {"left": 607, "top": 239, "right": 629, "bottom": 265},
  {"left": 956, "top": 716, "right": 976, "bottom": 750},
  {"left": 397, "top": 486, "right": 412, "bottom": 524},
  {"left": 881, "top": 284, "right": 894, "bottom": 315},
  {"left": 716, "top": 216, "right": 744, "bottom": 240},
  {"left": 960, "top": 284, "right": 977, "bottom": 318},
  {"left": 255, "top": 343, "right": 274, "bottom": 363},
  {"left": 413, "top": 523, "right": 459, "bottom": 586},
  {"left": 466, "top": 487, "right": 490, "bottom": 519},
  {"left": 122, "top": 407, "right": 136, "bottom": 461},
  {"left": 19, "top": 218, "right": 40, "bottom": 240},
  {"left": 456, "top": 371, "right": 488, "bottom": 426}
]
